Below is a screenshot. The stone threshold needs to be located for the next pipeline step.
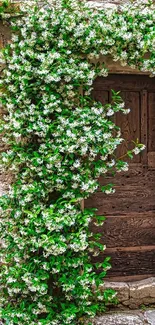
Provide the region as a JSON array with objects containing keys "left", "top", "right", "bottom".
[
  {"left": 93, "top": 310, "right": 155, "bottom": 325},
  {"left": 101, "top": 277, "right": 155, "bottom": 309}
]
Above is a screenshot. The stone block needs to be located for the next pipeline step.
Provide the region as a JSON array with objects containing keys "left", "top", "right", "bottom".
[
  {"left": 129, "top": 278, "right": 155, "bottom": 300},
  {"left": 93, "top": 313, "right": 144, "bottom": 325},
  {"left": 100, "top": 281, "right": 129, "bottom": 302},
  {"left": 122, "top": 297, "right": 155, "bottom": 309},
  {"left": 144, "top": 310, "right": 155, "bottom": 325}
]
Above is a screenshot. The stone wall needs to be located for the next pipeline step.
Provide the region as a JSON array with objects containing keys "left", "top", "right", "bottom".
[{"left": 102, "top": 278, "right": 155, "bottom": 309}]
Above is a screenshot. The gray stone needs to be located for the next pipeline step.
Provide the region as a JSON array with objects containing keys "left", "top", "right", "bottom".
[
  {"left": 140, "top": 297, "right": 155, "bottom": 306},
  {"left": 98, "top": 278, "right": 155, "bottom": 308},
  {"left": 94, "top": 313, "right": 144, "bottom": 325},
  {"left": 122, "top": 297, "right": 155, "bottom": 309},
  {"left": 100, "top": 281, "right": 129, "bottom": 302},
  {"left": 144, "top": 311, "right": 155, "bottom": 325},
  {"left": 129, "top": 278, "right": 155, "bottom": 300}
]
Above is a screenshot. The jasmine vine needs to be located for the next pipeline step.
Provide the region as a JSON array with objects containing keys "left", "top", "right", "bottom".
[
  {"left": 0, "top": 1, "right": 18, "bottom": 20},
  {"left": 0, "top": 0, "right": 152, "bottom": 324},
  {"left": 0, "top": 1, "right": 9, "bottom": 17}
]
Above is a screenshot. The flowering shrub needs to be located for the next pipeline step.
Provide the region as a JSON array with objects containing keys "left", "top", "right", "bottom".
[
  {"left": 0, "top": 0, "right": 152, "bottom": 324},
  {"left": 0, "top": 1, "right": 18, "bottom": 19},
  {"left": 0, "top": 1, "right": 10, "bottom": 17}
]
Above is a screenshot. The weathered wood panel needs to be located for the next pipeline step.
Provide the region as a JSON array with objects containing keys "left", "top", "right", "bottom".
[
  {"left": 115, "top": 91, "right": 140, "bottom": 163},
  {"left": 87, "top": 74, "right": 155, "bottom": 279},
  {"left": 106, "top": 274, "right": 155, "bottom": 282},
  {"left": 86, "top": 169, "right": 155, "bottom": 215},
  {"left": 148, "top": 152, "right": 155, "bottom": 169},
  {"left": 94, "top": 75, "right": 155, "bottom": 91},
  {"left": 92, "top": 90, "right": 109, "bottom": 105},
  {"left": 141, "top": 90, "right": 148, "bottom": 165},
  {"left": 92, "top": 247, "right": 155, "bottom": 277},
  {"left": 148, "top": 92, "right": 155, "bottom": 152},
  {"left": 91, "top": 212, "right": 155, "bottom": 248}
]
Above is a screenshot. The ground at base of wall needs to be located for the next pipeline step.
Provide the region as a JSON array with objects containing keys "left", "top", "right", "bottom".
[
  {"left": 1, "top": 278, "right": 155, "bottom": 324},
  {"left": 93, "top": 310, "right": 155, "bottom": 325},
  {"left": 1, "top": 310, "right": 155, "bottom": 325}
]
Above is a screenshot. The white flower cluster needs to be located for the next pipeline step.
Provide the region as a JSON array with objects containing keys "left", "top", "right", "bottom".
[{"left": 0, "top": 0, "right": 148, "bottom": 324}]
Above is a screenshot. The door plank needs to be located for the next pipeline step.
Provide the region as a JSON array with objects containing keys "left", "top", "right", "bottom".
[
  {"left": 90, "top": 212, "right": 155, "bottom": 248},
  {"left": 92, "top": 90, "right": 109, "bottom": 105},
  {"left": 92, "top": 248, "right": 155, "bottom": 277},
  {"left": 89, "top": 74, "right": 155, "bottom": 279},
  {"left": 148, "top": 92, "right": 155, "bottom": 152},
  {"left": 141, "top": 90, "right": 148, "bottom": 165},
  {"left": 115, "top": 91, "right": 140, "bottom": 163},
  {"left": 85, "top": 169, "right": 155, "bottom": 215}
]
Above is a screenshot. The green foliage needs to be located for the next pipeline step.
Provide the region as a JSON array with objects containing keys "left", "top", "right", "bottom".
[
  {"left": 0, "top": 1, "right": 8, "bottom": 18},
  {"left": 0, "top": 0, "right": 150, "bottom": 324},
  {"left": 0, "top": 0, "right": 19, "bottom": 19}
]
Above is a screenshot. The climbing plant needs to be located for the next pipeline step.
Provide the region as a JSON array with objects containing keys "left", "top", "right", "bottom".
[
  {"left": 0, "top": 0, "right": 153, "bottom": 324},
  {"left": 0, "top": 0, "right": 10, "bottom": 17},
  {"left": 0, "top": 0, "right": 19, "bottom": 19}
]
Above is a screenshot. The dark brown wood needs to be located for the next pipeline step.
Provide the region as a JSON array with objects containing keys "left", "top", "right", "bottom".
[
  {"left": 115, "top": 91, "right": 140, "bottom": 163},
  {"left": 92, "top": 90, "right": 109, "bottom": 105},
  {"left": 105, "top": 274, "right": 155, "bottom": 282},
  {"left": 141, "top": 90, "right": 148, "bottom": 165},
  {"left": 148, "top": 92, "right": 155, "bottom": 152},
  {"left": 92, "top": 248, "right": 155, "bottom": 277},
  {"left": 148, "top": 152, "right": 155, "bottom": 169},
  {"left": 86, "top": 169, "right": 155, "bottom": 215},
  {"left": 105, "top": 245, "right": 155, "bottom": 252},
  {"left": 91, "top": 212, "right": 155, "bottom": 248},
  {"left": 94, "top": 74, "right": 155, "bottom": 92},
  {"left": 87, "top": 74, "right": 155, "bottom": 280}
]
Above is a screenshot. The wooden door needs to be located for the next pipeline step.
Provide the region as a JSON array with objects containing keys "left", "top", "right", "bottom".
[{"left": 85, "top": 74, "right": 155, "bottom": 281}]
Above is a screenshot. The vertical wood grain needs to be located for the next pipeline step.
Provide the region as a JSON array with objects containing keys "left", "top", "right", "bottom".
[
  {"left": 116, "top": 91, "right": 140, "bottom": 163},
  {"left": 92, "top": 90, "right": 109, "bottom": 105},
  {"left": 148, "top": 92, "right": 155, "bottom": 152},
  {"left": 89, "top": 75, "right": 155, "bottom": 279},
  {"left": 141, "top": 90, "right": 148, "bottom": 166}
]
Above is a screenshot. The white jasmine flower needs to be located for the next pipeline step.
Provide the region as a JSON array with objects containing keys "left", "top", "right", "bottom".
[
  {"left": 133, "top": 145, "right": 145, "bottom": 155},
  {"left": 73, "top": 160, "right": 80, "bottom": 168},
  {"left": 123, "top": 108, "right": 130, "bottom": 114},
  {"left": 107, "top": 109, "right": 114, "bottom": 116},
  {"left": 107, "top": 159, "right": 115, "bottom": 167},
  {"left": 105, "top": 188, "right": 115, "bottom": 194}
]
